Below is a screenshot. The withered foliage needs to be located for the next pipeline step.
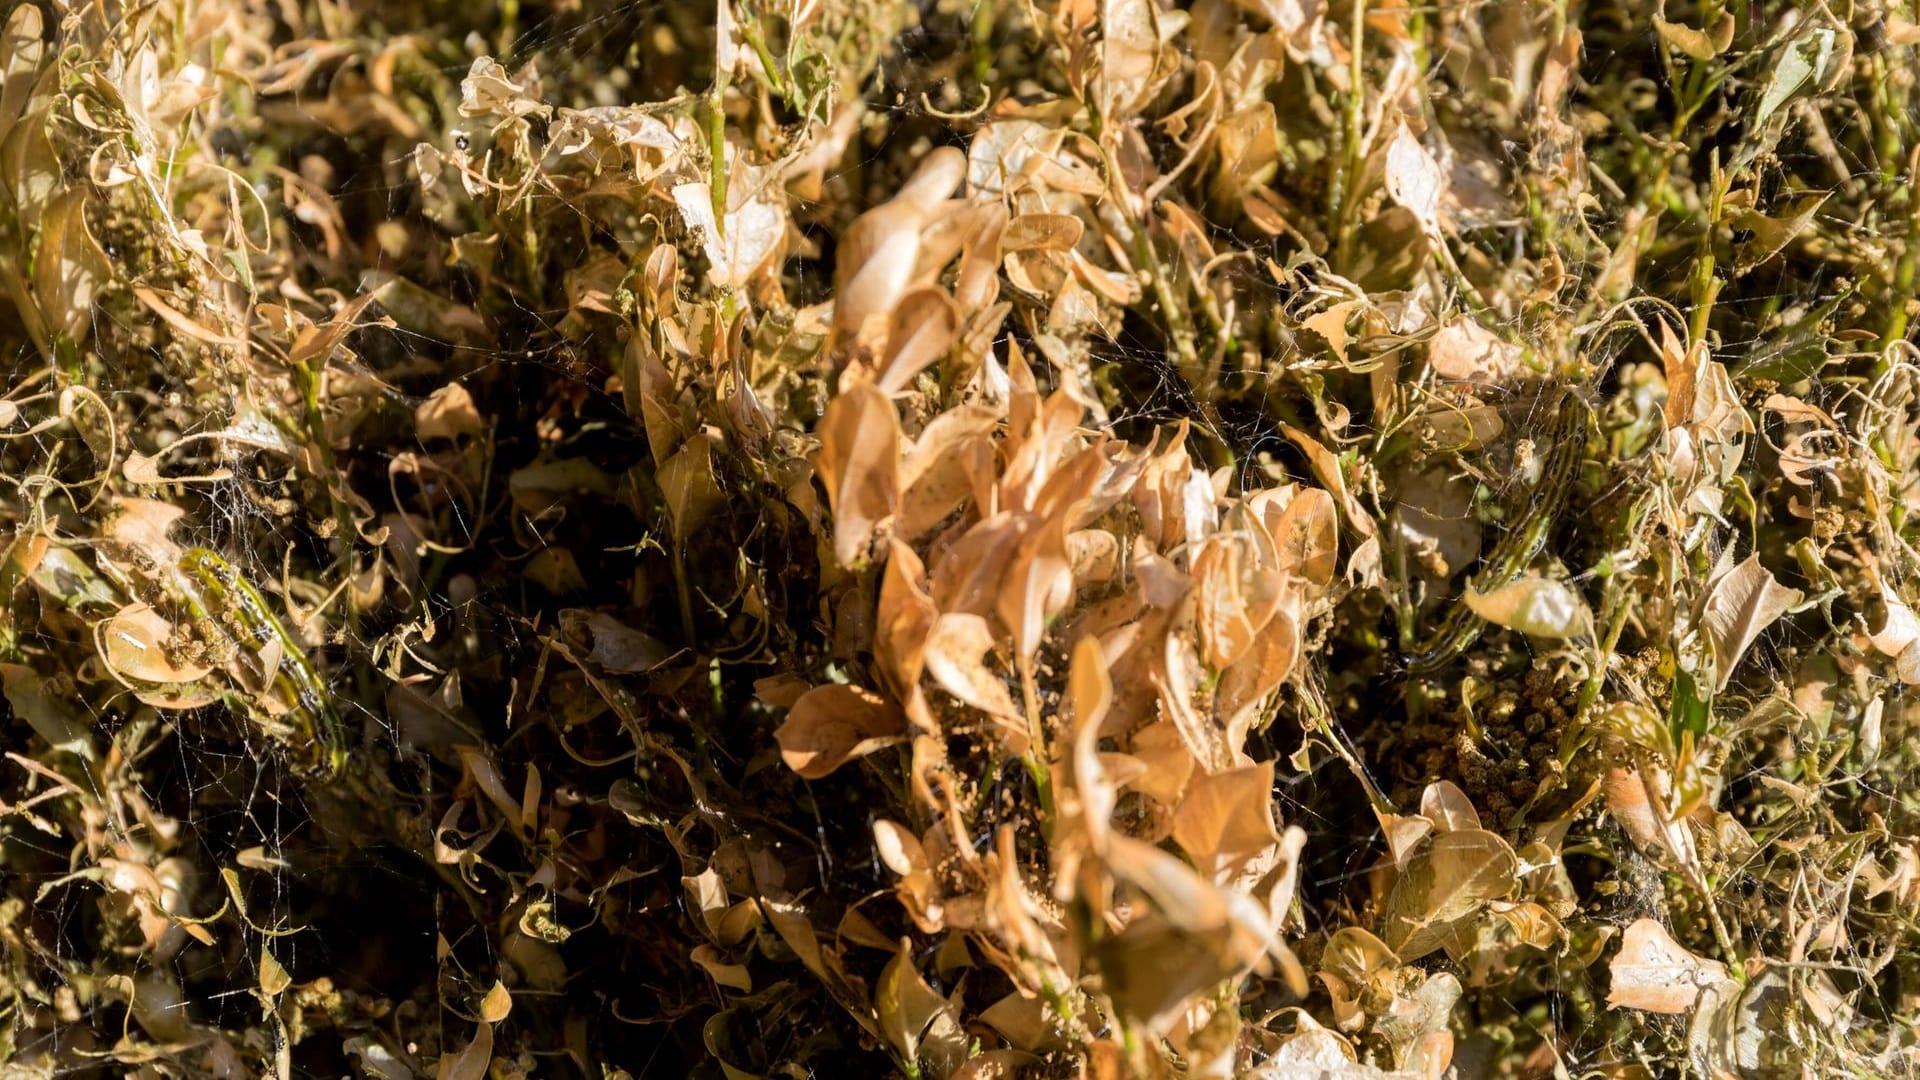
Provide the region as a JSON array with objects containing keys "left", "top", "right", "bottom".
[{"left": 1, "top": 0, "right": 1919, "bottom": 1076}]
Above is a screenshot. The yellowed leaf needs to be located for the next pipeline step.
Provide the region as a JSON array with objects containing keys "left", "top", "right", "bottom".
[
  {"left": 691, "top": 944, "right": 753, "bottom": 992},
  {"left": 258, "top": 946, "right": 292, "bottom": 997},
  {"left": 479, "top": 980, "right": 513, "bottom": 1022}
]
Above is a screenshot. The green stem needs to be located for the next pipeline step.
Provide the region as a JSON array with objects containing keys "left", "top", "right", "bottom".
[
  {"left": 1331, "top": 0, "right": 1368, "bottom": 272},
  {"left": 1887, "top": 159, "right": 1918, "bottom": 347}
]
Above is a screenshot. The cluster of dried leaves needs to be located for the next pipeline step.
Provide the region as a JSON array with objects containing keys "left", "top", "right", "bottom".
[{"left": 3, "top": 0, "right": 1920, "bottom": 1076}]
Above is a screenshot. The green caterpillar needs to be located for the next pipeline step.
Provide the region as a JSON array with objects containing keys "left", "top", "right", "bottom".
[
  {"left": 1406, "top": 390, "right": 1590, "bottom": 675},
  {"left": 175, "top": 547, "right": 347, "bottom": 778}
]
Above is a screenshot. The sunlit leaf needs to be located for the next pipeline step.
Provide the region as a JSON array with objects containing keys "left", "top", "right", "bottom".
[
  {"left": 1464, "top": 576, "right": 1590, "bottom": 640},
  {"left": 479, "top": 980, "right": 513, "bottom": 1022},
  {"left": 1426, "top": 318, "right": 1525, "bottom": 385},
  {"left": 1416, "top": 780, "right": 1480, "bottom": 833},
  {"left": 1381, "top": 829, "right": 1518, "bottom": 961},
  {"left": 774, "top": 684, "right": 907, "bottom": 778},
  {"left": 1172, "top": 761, "right": 1282, "bottom": 879},
  {"left": 1608, "top": 918, "right": 1728, "bottom": 1014},
  {"left": 814, "top": 381, "right": 901, "bottom": 568},
  {"left": 876, "top": 938, "right": 957, "bottom": 1064},
  {"left": 99, "top": 604, "right": 214, "bottom": 686},
  {"left": 1384, "top": 123, "right": 1443, "bottom": 236},
  {"left": 875, "top": 288, "right": 958, "bottom": 394},
  {"left": 1654, "top": 11, "right": 1734, "bottom": 60},
  {"left": 924, "top": 612, "right": 1021, "bottom": 725}
]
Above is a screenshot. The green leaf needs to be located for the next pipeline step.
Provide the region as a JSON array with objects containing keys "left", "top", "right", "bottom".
[{"left": 1670, "top": 668, "right": 1710, "bottom": 746}]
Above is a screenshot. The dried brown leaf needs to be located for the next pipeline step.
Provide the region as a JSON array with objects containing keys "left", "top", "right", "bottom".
[
  {"left": 1384, "top": 123, "right": 1443, "bottom": 236},
  {"left": 416, "top": 383, "right": 487, "bottom": 442},
  {"left": 774, "top": 685, "right": 907, "bottom": 779},
  {"left": 1427, "top": 319, "right": 1524, "bottom": 385},
  {"left": 99, "top": 605, "right": 214, "bottom": 687},
  {"left": 876, "top": 540, "right": 937, "bottom": 698},
  {"left": 924, "top": 612, "right": 1021, "bottom": 724},
  {"left": 1464, "top": 576, "right": 1590, "bottom": 639},
  {"left": 1173, "top": 761, "right": 1283, "bottom": 879},
  {"left": 1608, "top": 918, "right": 1728, "bottom": 1014},
  {"left": 814, "top": 381, "right": 901, "bottom": 568},
  {"left": 1699, "top": 553, "right": 1801, "bottom": 692},
  {"left": 876, "top": 288, "right": 959, "bottom": 394},
  {"left": 691, "top": 944, "right": 752, "bottom": 992},
  {"left": 877, "top": 938, "right": 959, "bottom": 1065},
  {"left": 657, "top": 434, "right": 726, "bottom": 546},
  {"left": 1381, "top": 829, "right": 1517, "bottom": 961},
  {"left": 1416, "top": 780, "right": 1481, "bottom": 833}
]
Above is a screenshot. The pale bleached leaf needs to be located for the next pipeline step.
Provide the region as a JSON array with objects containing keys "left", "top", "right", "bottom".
[
  {"left": 1700, "top": 554, "right": 1801, "bottom": 692},
  {"left": 1384, "top": 123, "right": 1443, "bottom": 235},
  {"left": 1465, "top": 576, "right": 1590, "bottom": 640}
]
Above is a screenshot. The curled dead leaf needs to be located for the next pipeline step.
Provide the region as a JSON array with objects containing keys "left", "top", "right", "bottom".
[
  {"left": 1172, "top": 761, "right": 1282, "bottom": 880},
  {"left": 1426, "top": 318, "right": 1525, "bottom": 385},
  {"left": 924, "top": 612, "right": 1021, "bottom": 725},
  {"left": 875, "top": 288, "right": 959, "bottom": 395},
  {"left": 417, "top": 383, "right": 487, "bottom": 441}
]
